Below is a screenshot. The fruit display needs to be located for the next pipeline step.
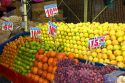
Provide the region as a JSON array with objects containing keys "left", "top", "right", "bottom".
[
  {"left": 37, "top": 22, "right": 125, "bottom": 68},
  {"left": 0, "top": 36, "right": 42, "bottom": 68},
  {"left": 0, "top": 21, "right": 125, "bottom": 83},
  {"left": 12, "top": 41, "right": 41, "bottom": 75},
  {"left": 40, "top": 42, "right": 64, "bottom": 52},
  {"left": 27, "top": 49, "right": 76, "bottom": 83},
  {"left": 54, "top": 59, "right": 116, "bottom": 83},
  {"left": 0, "top": 36, "right": 25, "bottom": 68}
]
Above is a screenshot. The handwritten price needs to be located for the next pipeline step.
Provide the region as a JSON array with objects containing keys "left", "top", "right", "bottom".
[
  {"left": 49, "top": 26, "right": 56, "bottom": 35},
  {"left": 89, "top": 38, "right": 99, "bottom": 48},
  {"left": 30, "top": 27, "right": 41, "bottom": 38},
  {"left": 2, "top": 21, "right": 13, "bottom": 31},
  {"left": 44, "top": 4, "right": 58, "bottom": 17},
  {"left": 88, "top": 36, "right": 106, "bottom": 49},
  {"left": 48, "top": 21, "right": 57, "bottom": 36}
]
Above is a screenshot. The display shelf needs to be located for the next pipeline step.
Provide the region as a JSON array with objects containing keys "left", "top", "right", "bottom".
[{"left": 0, "top": 64, "right": 36, "bottom": 83}]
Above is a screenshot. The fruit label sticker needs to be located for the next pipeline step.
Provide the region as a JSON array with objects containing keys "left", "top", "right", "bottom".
[
  {"left": 30, "top": 27, "right": 41, "bottom": 38},
  {"left": 2, "top": 21, "right": 13, "bottom": 31},
  {"left": 48, "top": 21, "right": 57, "bottom": 36},
  {"left": 44, "top": 3, "right": 58, "bottom": 17},
  {"left": 88, "top": 36, "right": 106, "bottom": 49}
]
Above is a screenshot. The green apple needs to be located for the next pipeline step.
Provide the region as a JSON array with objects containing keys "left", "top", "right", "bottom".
[{"left": 82, "top": 41, "right": 86, "bottom": 45}]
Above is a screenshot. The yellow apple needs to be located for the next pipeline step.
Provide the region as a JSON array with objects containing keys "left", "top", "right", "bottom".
[
  {"left": 106, "top": 40, "right": 112, "bottom": 46},
  {"left": 99, "top": 59, "right": 104, "bottom": 63},
  {"left": 116, "top": 56, "right": 123, "bottom": 62},
  {"left": 104, "top": 59, "right": 110, "bottom": 64},
  {"left": 88, "top": 56, "right": 93, "bottom": 61},
  {"left": 107, "top": 45, "right": 113, "bottom": 50},
  {"left": 109, "top": 54, "right": 115, "bottom": 60},
  {"left": 110, "top": 60, "right": 117, "bottom": 65},
  {"left": 93, "top": 58, "right": 98, "bottom": 62},
  {"left": 91, "top": 52, "right": 97, "bottom": 58},
  {"left": 117, "top": 62, "right": 124, "bottom": 68},
  {"left": 112, "top": 40, "right": 118, "bottom": 45}
]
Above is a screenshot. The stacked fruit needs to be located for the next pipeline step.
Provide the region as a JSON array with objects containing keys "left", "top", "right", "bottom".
[
  {"left": 0, "top": 36, "right": 42, "bottom": 68},
  {"left": 37, "top": 22, "right": 125, "bottom": 68},
  {"left": 54, "top": 59, "right": 116, "bottom": 83},
  {"left": 27, "top": 49, "right": 76, "bottom": 83},
  {"left": 0, "top": 36, "right": 25, "bottom": 68},
  {"left": 12, "top": 41, "right": 42, "bottom": 75},
  {"left": 40, "top": 42, "right": 64, "bottom": 53}
]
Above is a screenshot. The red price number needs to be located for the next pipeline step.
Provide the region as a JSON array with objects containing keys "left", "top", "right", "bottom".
[
  {"left": 45, "top": 7, "right": 58, "bottom": 17},
  {"left": 2, "top": 22, "right": 13, "bottom": 31},
  {"left": 89, "top": 38, "right": 99, "bottom": 48},
  {"left": 31, "top": 30, "right": 41, "bottom": 38},
  {"left": 49, "top": 26, "right": 56, "bottom": 35}
]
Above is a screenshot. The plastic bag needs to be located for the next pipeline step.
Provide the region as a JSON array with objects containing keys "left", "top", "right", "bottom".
[{"left": 104, "top": 70, "right": 125, "bottom": 83}]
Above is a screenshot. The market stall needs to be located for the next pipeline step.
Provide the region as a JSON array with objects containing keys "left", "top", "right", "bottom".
[{"left": 0, "top": 0, "right": 125, "bottom": 83}]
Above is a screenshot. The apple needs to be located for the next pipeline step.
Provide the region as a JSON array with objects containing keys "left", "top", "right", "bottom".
[{"left": 37, "top": 22, "right": 125, "bottom": 68}]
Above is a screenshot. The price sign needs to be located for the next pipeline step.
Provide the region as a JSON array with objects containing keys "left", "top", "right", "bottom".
[
  {"left": 2, "top": 21, "right": 13, "bottom": 31},
  {"left": 44, "top": 3, "right": 58, "bottom": 17},
  {"left": 48, "top": 21, "right": 57, "bottom": 36},
  {"left": 88, "top": 36, "right": 106, "bottom": 49},
  {"left": 30, "top": 27, "right": 41, "bottom": 38}
]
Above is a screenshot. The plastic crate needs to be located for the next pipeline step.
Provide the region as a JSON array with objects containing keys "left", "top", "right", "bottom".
[{"left": 0, "top": 32, "right": 30, "bottom": 55}]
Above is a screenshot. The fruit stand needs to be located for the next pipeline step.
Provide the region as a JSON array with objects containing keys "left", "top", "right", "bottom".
[
  {"left": 0, "top": 28, "right": 125, "bottom": 83},
  {"left": 0, "top": 0, "right": 125, "bottom": 83}
]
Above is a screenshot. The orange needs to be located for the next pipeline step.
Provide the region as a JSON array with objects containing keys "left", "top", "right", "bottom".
[{"left": 68, "top": 52, "right": 75, "bottom": 59}]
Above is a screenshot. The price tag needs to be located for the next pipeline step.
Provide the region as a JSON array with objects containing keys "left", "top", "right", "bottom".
[
  {"left": 30, "top": 27, "right": 41, "bottom": 38},
  {"left": 88, "top": 36, "right": 106, "bottom": 49},
  {"left": 2, "top": 21, "right": 13, "bottom": 31},
  {"left": 48, "top": 21, "right": 57, "bottom": 36},
  {"left": 44, "top": 3, "right": 58, "bottom": 17}
]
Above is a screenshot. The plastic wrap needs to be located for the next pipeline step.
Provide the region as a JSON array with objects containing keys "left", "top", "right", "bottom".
[{"left": 104, "top": 70, "right": 125, "bottom": 83}]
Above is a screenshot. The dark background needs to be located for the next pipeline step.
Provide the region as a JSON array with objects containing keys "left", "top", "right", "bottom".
[{"left": 57, "top": 0, "right": 125, "bottom": 23}]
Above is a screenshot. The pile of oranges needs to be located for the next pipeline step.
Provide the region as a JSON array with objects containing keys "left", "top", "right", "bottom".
[{"left": 28, "top": 49, "right": 77, "bottom": 83}]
